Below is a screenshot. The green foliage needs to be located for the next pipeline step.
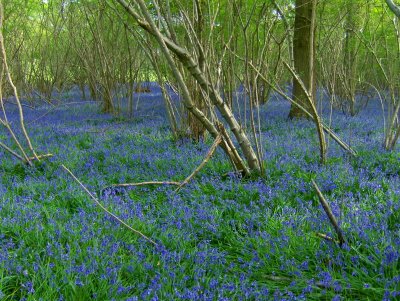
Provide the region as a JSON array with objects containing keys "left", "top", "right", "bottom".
[{"left": 75, "top": 135, "right": 93, "bottom": 150}]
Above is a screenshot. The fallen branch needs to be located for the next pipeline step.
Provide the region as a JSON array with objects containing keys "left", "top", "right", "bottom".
[
  {"left": 0, "top": 4, "right": 38, "bottom": 161},
  {"left": 25, "top": 153, "right": 53, "bottom": 163},
  {"left": 61, "top": 164, "right": 158, "bottom": 246},
  {"left": 106, "top": 135, "right": 224, "bottom": 193},
  {"left": 0, "top": 141, "right": 24, "bottom": 161},
  {"left": 0, "top": 140, "right": 52, "bottom": 165},
  {"left": 312, "top": 180, "right": 346, "bottom": 246},
  {"left": 106, "top": 181, "right": 181, "bottom": 190},
  {"left": 263, "top": 274, "right": 339, "bottom": 290},
  {"left": 0, "top": 120, "right": 32, "bottom": 166},
  {"left": 316, "top": 232, "right": 340, "bottom": 244},
  {"left": 264, "top": 275, "right": 292, "bottom": 282},
  {"left": 175, "top": 134, "right": 222, "bottom": 192},
  {"left": 87, "top": 128, "right": 109, "bottom": 134}
]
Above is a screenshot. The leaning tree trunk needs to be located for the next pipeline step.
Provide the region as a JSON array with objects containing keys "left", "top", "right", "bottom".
[
  {"left": 384, "top": 0, "right": 400, "bottom": 150},
  {"left": 289, "top": 0, "right": 317, "bottom": 119},
  {"left": 115, "top": 0, "right": 261, "bottom": 174},
  {"left": 386, "top": 0, "right": 400, "bottom": 18}
]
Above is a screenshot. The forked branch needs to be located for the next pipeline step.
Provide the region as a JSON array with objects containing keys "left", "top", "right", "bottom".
[{"left": 104, "top": 134, "right": 224, "bottom": 192}]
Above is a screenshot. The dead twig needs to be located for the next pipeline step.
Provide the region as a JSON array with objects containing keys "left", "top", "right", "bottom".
[
  {"left": 107, "top": 135, "right": 223, "bottom": 193},
  {"left": 316, "top": 232, "right": 340, "bottom": 244},
  {"left": 106, "top": 181, "right": 181, "bottom": 190},
  {"left": 0, "top": 4, "right": 38, "bottom": 161},
  {"left": 226, "top": 46, "right": 357, "bottom": 157},
  {"left": 0, "top": 141, "right": 24, "bottom": 161},
  {"left": 25, "top": 153, "right": 53, "bottom": 163},
  {"left": 61, "top": 164, "right": 158, "bottom": 246},
  {"left": 264, "top": 275, "right": 291, "bottom": 282},
  {"left": 0, "top": 144, "right": 52, "bottom": 165},
  {"left": 312, "top": 180, "right": 346, "bottom": 246},
  {"left": 263, "top": 274, "right": 339, "bottom": 290},
  {"left": 175, "top": 134, "right": 222, "bottom": 192}
]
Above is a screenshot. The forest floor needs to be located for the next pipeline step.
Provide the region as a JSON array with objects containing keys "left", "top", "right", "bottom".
[{"left": 0, "top": 88, "right": 399, "bottom": 300}]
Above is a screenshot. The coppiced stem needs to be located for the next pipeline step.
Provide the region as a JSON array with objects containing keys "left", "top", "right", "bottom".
[
  {"left": 0, "top": 2, "right": 38, "bottom": 161},
  {"left": 114, "top": 0, "right": 261, "bottom": 174},
  {"left": 312, "top": 180, "right": 346, "bottom": 246}
]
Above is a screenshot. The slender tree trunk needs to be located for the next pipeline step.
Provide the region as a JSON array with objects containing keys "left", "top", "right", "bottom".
[
  {"left": 115, "top": 0, "right": 261, "bottom": 174},
  {"left": 386, "top": 0, "right": 400, "bottom": 18},
  {"left": 342, "top": 0, "right": 359, "bottom": 116},
  {"left": 289, "top": 0, "right": 317, "bottom": 119},
  {"left": 188, "top": 0, "right": 207, "bottom": 142}
]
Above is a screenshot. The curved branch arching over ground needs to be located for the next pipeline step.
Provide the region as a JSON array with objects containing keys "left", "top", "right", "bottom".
[{"left": 386, "top": 0, "right": 400, "bottom": 18}]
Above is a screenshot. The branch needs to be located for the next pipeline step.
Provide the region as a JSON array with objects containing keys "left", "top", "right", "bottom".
[
  {"left": 0, "top": 141, "right": 24, "bottom": 161},
  {"left": 2, "top": 100, "right": 35, "bottom": 109},
  {"left": 263, "top": 274, "right": 340, "bottom": 290},
  {"left": 25, "top": 153, "right": 53, "bottom": 164},
  {"left": 251, "top": 62, "right": 357, "bottom": 156},
  {"left": 0, "top": 3, "right": 38, "bottom": 161},
  {"left": 312, "top": 180, "right": 346, "bottom": 246},
  {"left": 175, "top": 134, "right": 222, "bottom": 192},
  {"left": 386, "top": 0, "right": 400, "bottom": 18},
  {"left": 105, "top": 135, "right": 223, "bottom": 194},
  {"left": 105, "top": 181, "right": 181, "bottom": 190},
  {"left": 316, "top": 232, "right": 340, "bottom": 244},
  {"left": 61, "top": 164, "right": 158, "bottom": 246}
]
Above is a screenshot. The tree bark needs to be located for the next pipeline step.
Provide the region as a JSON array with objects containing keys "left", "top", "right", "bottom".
[
  {"left": 386, "top": 0, "right": 400, "bottom": 18},
  {"left": 343, "top": 0, "right": 356, "bottom": 115},
  {"left": 188, "top": 0, "right": 207, "bottom": 142},
  {"left": 114, "top": 0, "right": 261, "bottom": 173},
  {"left": 289, "top": 0, "right": 317, "bottom": 119}
]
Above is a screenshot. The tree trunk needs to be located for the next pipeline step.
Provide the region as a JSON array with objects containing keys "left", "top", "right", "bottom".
[
  {"left": 187, "top": 0, "right": 207, "bottom": 142},
  {"left": 289, "top": 0, "right": 317, "bottom": 119},
  {"left": 343, "top": 0, "right": 358, "bottom": 116},
  {"left": 386, "top": 0, "right": 400, "bottom": 18},
  {"left": 115, "top": 0, "right": 261, "bottom": 174}
]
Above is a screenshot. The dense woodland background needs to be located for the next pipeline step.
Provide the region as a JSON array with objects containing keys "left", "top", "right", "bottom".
[{"left": 0, "top": 0, "right": 400, "bottom": 300}]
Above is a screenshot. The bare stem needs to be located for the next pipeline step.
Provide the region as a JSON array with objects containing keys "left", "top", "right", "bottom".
[
  {"left": 61, "top": 164, "right": 158, "bottom": 246},
  {"left": 316, "top": 232, "right": 340, "bottom": 244},
  {"left": 25, "top": 153, "right": 53, "bottom": 163},
  {"left": 106, "top": 181, "right": 181, "bottom": 190},
  {"left": 0, "top": 141, "right": 24, "bottom": 161},
  {"left": 176, "top": 134, "right": 222, "bottom": 192},
  {"left": 312, "top": 179, "right": 346, "bottom": 246},
  {"left": 0, "top": 3, "right": 38, "bottom": 161}
]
